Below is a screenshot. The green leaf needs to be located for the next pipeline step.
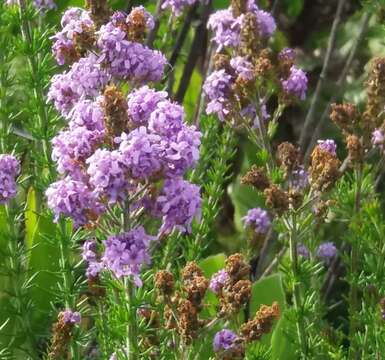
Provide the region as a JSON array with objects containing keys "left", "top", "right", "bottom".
[
  {"left": 25, "top": 187, "right": 38, "bottom": 253},
  {"left": 199, "top": 253, "right": 226, "bottom": 277},
  {"left": 283, "top": 0, "right": 304, "bottom": 18},
  {"left": 271, "top": 316, "right": 297, "bottom": 360}
]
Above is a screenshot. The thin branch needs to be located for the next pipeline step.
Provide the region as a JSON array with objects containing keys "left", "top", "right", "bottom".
[
  {"left": 299, "top": 0, "right": 346, "bottom": 150},
  {"left": 304, "top": 11, "right": 371, "bottom": 162}
]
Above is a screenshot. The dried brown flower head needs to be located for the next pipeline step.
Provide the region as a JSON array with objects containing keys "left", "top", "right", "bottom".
[
  {"left": 255, "top": 49, "right": 273, "bottom": 77},
  {"left": 240, "top": 302, "right": 279, "bottom": 342},
  {"left": 48, "top": 313, "right": 75, "bottom": 359},
  {"left": 213, "top": 53, "right": 233, "bottom": 73},
  {"left": 276, "top": 142, "right": 301, "bottom": 175},
  {"left": 126, "top": 7, "right": 150, "bottom": 41},
  {"left": 184, "top": 276, "right": 209, "bottom": 309},
  {"left": 181, "top": 261, "right": 204, "bottom": 283},
  {"left": 231, "top": 0, "right": 248, "bottom": 17},
  {"left": 220, "top": 279, "right": 252, "bottom": 316},
  {"left": 225, "top": 253, "right": 251, "bottom": 283},
  {"left": 85, "top": 0, "right": 110, "bottom": 27},
  {"left": 241, "top": 165, "right": 270, "bottom": 191},
  {"left": 155, "top": 270, "right": 175, "bottom": 296},
  {"left": 177, "top": 299, "right": 201, "bottom": 343},
  {"left": 239, "top": 13, "right": 260, "bottom": 57},
  {"left": 330, "top": 103, "right": 358, "bottom": 134},
  {"left": 288, "top": 190, "right": 303, "bottom": 210},
  {"left": 309, "top": 146, "right": 341, "bottom": 192},
  {"left": 346, "top": 135, "right": 364, "bottom": 166},
  {"left": 102, "top": 85, "right": 129, "bottom": 139},
  {"left": 264, "top": 185, "right": 289, "bottom": 215},
  {"left": 87, "top": 275, "right": 106, "bottom": 298}
]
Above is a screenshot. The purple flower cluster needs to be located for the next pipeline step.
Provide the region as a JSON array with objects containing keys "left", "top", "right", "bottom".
[
  {"left": 68, "top": 99, "right": 105, "bottom": 132},
  {"left": 61, "top": 309, "right": 81, "bottom": 324},
  {"left": 161, "top": 0, "right": 197, "bottom": 16},
  {"left": 102, "top": 227, "right": 155, "bottom": 285},
  {"left": 281, "top": 66, "right": 308, "bottom": 100},
  {"left": 208, "top": 4, "right": 276, "bottom": 51},
  {"left": 51, "top": 8, "right": 94, "bottom": 65},
  {"left": 48, "top": 54, "right": 109, "bottom": 116},
  {"left": 317, "top": 139, "right": 337, "bottom": 155},
  {"left": 82, "top": 239, "right": 103, "bottom": 277},
  {"left": 316, "top": 242, "right": 337, "bottom": 261},
  {"left": 297, "top": 243, "right": 310, "bottom": 258},
  {"left": 52, "top": 127, "right": 104, "bottom": 178},
  {"left": 213, "top": 329, "right": 238, "bottom": 352},
  {"left": 155, "top": 178, "right": 202, "bottom": 235},
  {"left": 230, "top": 56, "right": 255, "bottom": 81},
  {"left": 97, "top": 22, "right": 166, "bottom": 83},
  {"left": 209, "top": 270, "right": 229, "bottom": 293},
  {"left": 46, "top": 177, "right": 104, "bottom": 227},
  {"left": 86, "top": 149, "right": 129, "bottom": 203},
  {"left": 243, "top": 208, "right": 271, "bottom": 235},
  {"left": 127, "top": 86, "right": 168, "bottom": 125},
  {"left": 0, "top": 154, "right": 20, "bottom": 204}
]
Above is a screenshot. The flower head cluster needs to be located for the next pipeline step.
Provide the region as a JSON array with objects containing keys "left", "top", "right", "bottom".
[
  {"left": 209, "top": 270, "right": 229, "bottom": 294},
  {"left": 0, "top": 154, "right": 20, "bottom": 204},
  {"left": 46, "top": 178, "right": 104, "bottom": 227},
  {"left": 230, "top": 56, "right": 255, "bottom": 81},
  {"left": 68, "top": 99, "right": 105, "bottom": 131},
  {"left": 213, "top": 329, "right": 239, "bottom": 352},
  {"left": 317, "top": 139, "right": 337, "bottom": 155},
  {"left": 243, "top": 208, "right": 271, "bottom": 235},
  {"left": 61, "top": 310, "right": 81, "bottom": 325},
  {"left": 281, "top": 66, "right": 308, "bottom": 100},
  {"left": 102, "top": 227, "right": 155, "bottom": 285},
  {"left": 155, "top": 179, "right": 202, "bottom": 235}
]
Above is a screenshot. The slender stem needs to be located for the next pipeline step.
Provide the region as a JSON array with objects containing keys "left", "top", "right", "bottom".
[
  {"left": 288, "top": 212, "right": 308, "bottom": 358},
  {"left": 299, "top": 0, "right": 346, "bottom": 149}
]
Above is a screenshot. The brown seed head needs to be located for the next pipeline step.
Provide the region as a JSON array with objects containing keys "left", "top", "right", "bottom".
[
  {"left": 276, "top": 142, "right": 301, "bottom": 175},
  {"left": 346, "top": 135, "right": 364, "bottom": 166},
  {"left": 155, "top": 270, "right": 175, "bottom": 296},
  {"left": 264, "top": 185, "right": 289, "bottom": 215},
  {"left": 181, "top": 262, "right": 204, "bottom": 284},
  {"left": 241, "top": 165, "right": 270, "bottom": 191},
  {"left": 85, "top": 0, "right": 111, "bottom": 27},
  {"left": 225, "top": 253, "right": 251, "bottom": 282},
  {"left": 330, "top": 103, "right": 358, "bottom": 134},
  {"left": 184, "top": 276, "right": 209, "bottom": 309}
]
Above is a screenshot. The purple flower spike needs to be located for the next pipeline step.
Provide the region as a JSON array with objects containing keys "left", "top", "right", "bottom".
[
  {"left": 155, "top": 178, "right": 202, "bottom": 235},
  {"left": 317, "top": 139, "right": 337, "bottom": 155},
  {"left": 243, "top": 208, "right": 271, "bottom": 235},
  {"left": 281, "top": 65, "right": 308, "bottom": 100},
  {"left": 102, "top": 227, "right": 155, "bottom": 285},
  {"left": 316, "top": 242, "right": 337, "bottom": 261},
  {"left": 213, "top": 329, "right": 238, "bottom": 352},
  {"left": 209, "top": 270, "right": 229, "bottom": 294},
  {"left": 0, "top": 154, "right": 20, "bottom": 204}
]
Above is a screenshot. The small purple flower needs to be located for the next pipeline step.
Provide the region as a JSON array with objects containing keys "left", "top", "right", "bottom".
[
  {"left": 372, "top": 129, "right": 384, "bottom": 147},
  {"left": 86, "top": 149, "right": 129, "bottom": 203},
  {"left": 207, "top": 10, "right": 243, "bottom": 51},
  {"left": 209, "top": 270, "right": 229, "bottom": 293},
  {"left": 68, "top": 99, "right": 105, "bottom": 132},
  {"left": 317, "top": 139, "right": 337, "bottom": 156},
  {"left": 102, "top": 227, "right": 155, "bottom": 285},
  {"left": 46, "top": 177, "right": 104, "bottom": 227},
  {"left": 161, "top": 0, "right": 197, "bottom": 17},
  {"left": 291, "top": 166, "right": 309, "bottom": 190},
  {"left": 203, "top": 69, "right": 233, "bottom": 121},
  {"left": 33, "top": 0, "right": 56, "bottom": 11},
  {"left": 62, "top": 309, "right": 81, "bottom": 324},
  {"left": 127, "top": 86, "right": 168, "bottom": 126},
  {"left": 119, "top": 127, "right": 164, "bottom": 180},
  {"left": 61, "top": 8, "right": 91, "bottom": 27},
  {"left": 82, "top": 239, "right": 97, "bottom": 262},
  {"left": 230, "top": 56, "right": 255, "bottom": 81},
  {"left": 281, "top": 65, "right": 308, "bottom": 100},
  {"left": 316, "top": 242, "right": 337, "bottom": 261},
  {"left": 255, "top": 10, "right": 276, "bottom": 38},
  {"left": 148, "top": 100, "right": 185, "bottom": 137},
  {"left": 278, "top": 47, "right": 296, "bottom": 62},
  {"left": 297, "top": 243, "right": 310, "bottom": 259},
  {"left": 52, "top": 127, "right": 104, "bottom": 179},
  {"left": 243, "top": 208, "right": 271, "bottom": 235},
  {"left": 155, "top": 178, "right": 202, "bottom": 235},
  {"left": 213, "top": 329, "right": 238, "bottom": 352},
  {"left": 0, "top": 154, "right": 20, "bottom": 204}
]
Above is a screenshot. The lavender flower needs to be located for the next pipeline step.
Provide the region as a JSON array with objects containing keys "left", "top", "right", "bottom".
[
  {"left": 297, "top": 243, "right": 310, "bottom": 259},
  {"left": 161, "top": 0, "right": 197, "bottom": 17},
  {"left": 372, "top": 129, "right": 385, "bottom": 147},
  {"left": 316, "top": 242, "right": 337, "bottom": 261},
  {"left": 119, "top": 127, "right": 164, "bottom": 180},
  {"left": 46, "top": 177, "right": 104, "bottom": 227},
  {"left": 317, "top": 139, "right": 337, "bottom": 156},
  {"left": 203, "top": 69, "right": 233, "bottom": 121},
  {"left": 208, "top": 10, "right": 243, "bottom": 52},
  {"left": 148, "top": 100, "right": 185, "bottom": 137},
  {"left": 278, "top": 47, "right": 296, "bottom": 62},
  {"left": 243, "top": 208, "right": 271, "bottom": 235},
  {"left": 52, "top": 127, "right": 104, "bottom": 178},
  {"left": 61, "top": 7, "right": 91, "bottom": 27},
  {"left": 213, "top": 329, "right": 238, "bottom": 352},
  {"left": 255, "top": 9, "right": 276, "bottom": 38},
  {"left": 155, "top": 178, "right": 202, "bottom": 235},
  {"left": 68, "top": 99, "right": 105, "bottom": 132},
  {"left": 127, "top": 86, "right": 168, "bottom": 125},
  {"left": 82, "top": 239, "right": 98, "bottom": 262},
  {"left": 281, "top": 65, "right": 308, "bottom": 100},
  {"left": 291, "top": 166, "right": 309, "bottom": 190},
  {"left": 0, "top": 154, "right": 20, "bottom": 204},
  {"left": 33, "top": 0, "right": 56, "bottom": 11},
  {"left": 230, "top": 56, "right": 255, "bottom": 81},
  {"left": 102, "top": 227, "right": 155, "bottom": 285},
  {"left": 209, "top": 270, "right": 229, "bottom": 293},
  {"left": 86, "top": 149, "right": 129, "bottom": 203},
  {"left": 62, "top": 309, "right": 81, "bottom": 324},
  {"left": 163, "top": 124, "right": 201, "bottom": 177}
]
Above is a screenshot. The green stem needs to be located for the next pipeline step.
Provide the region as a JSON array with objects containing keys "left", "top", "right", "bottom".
[{"left": 288, "top": 211, "right": 308, "bottom": 358}]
